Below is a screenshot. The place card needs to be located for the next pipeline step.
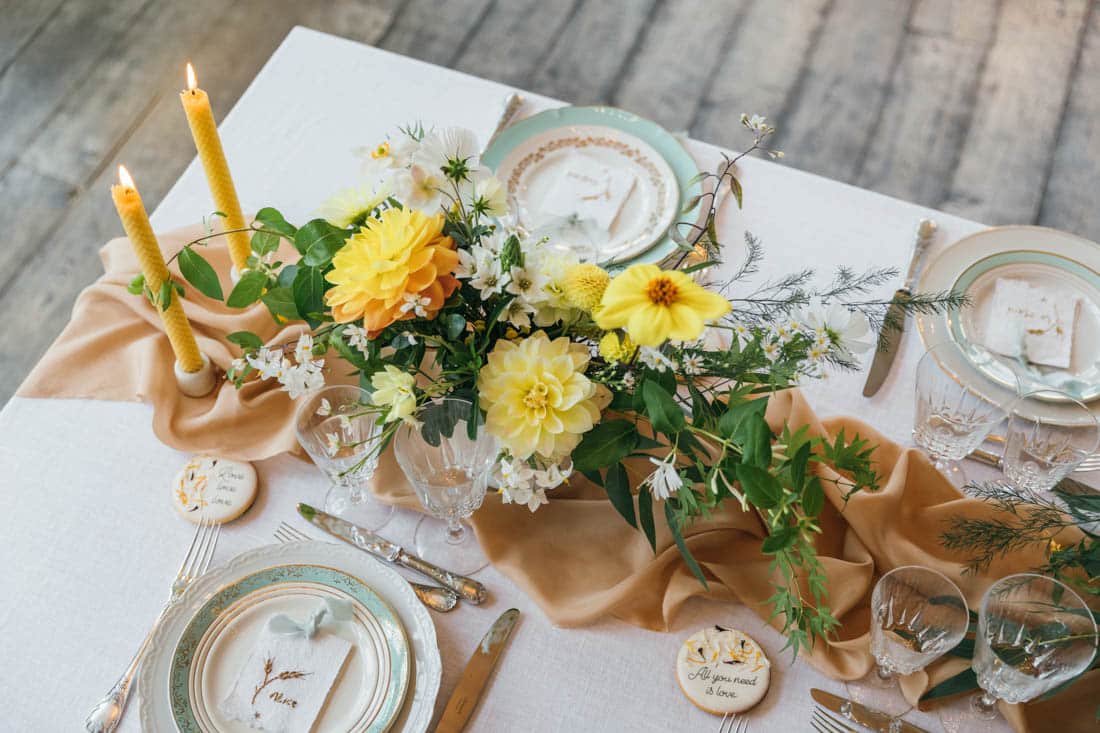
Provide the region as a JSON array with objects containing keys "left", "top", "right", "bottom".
[
  {"left": 983, "top": 277, "right": 1080, "bottom": 369},
  {"left": 537, "top": 152, "right": 636, "bottom": 232},
  {"left": 172, "top": 455, "right": 258, "bottom": 524},
  {"left": 676, "top": 626, "right": 771, "bottom": 715}
]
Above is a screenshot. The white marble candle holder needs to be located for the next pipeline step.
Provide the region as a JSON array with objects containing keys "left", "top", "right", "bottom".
[{"left": 174, "top": 352, "right": 217, "bottom": 397}]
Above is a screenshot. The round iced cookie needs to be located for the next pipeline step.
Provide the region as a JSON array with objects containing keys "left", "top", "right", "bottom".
[
  {"left": 172, "top": 455, "right": 257, "bottom": 524},
  {"left": 676, "top": 626, "right": 771, "bottom": 715}
]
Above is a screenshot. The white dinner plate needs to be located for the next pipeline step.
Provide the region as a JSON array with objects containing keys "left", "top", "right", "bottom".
[
  {"left": 917, "top": 225, "right": 1100, "bottom": 425},
  {"left": 140, "top": 542, "right": 441, "bottom": 733}
]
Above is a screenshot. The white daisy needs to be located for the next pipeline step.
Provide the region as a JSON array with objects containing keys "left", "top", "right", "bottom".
[
  {"left": 682, "top": 354, "right": 705, "bottom": 375},
  {"left": 414, "top": 127, "right": 480, "bottom": 178}
]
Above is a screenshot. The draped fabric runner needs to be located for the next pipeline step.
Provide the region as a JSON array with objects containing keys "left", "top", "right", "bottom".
[{"left": 19, "top": 226, "right": 1096, "bottom": 731}]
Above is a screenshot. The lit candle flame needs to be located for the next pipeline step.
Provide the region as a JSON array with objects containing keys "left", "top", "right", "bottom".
[
  {"left": 186, "top": 62, "right": 197, "bottom": 91},
  {"left": 118, "top": 165, "right": 135, "bottom": 189}
]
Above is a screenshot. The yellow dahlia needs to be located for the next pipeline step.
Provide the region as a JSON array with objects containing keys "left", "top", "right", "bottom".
[
  {"left": 595, "top": 264, "right": 730, "bottom": 347},
  {"left": 477, "top": 331, "right": 602, "bottom": 460},
  {"left": 325, "top": 208, "right": 460, "bottom": 332},
  {"left": 562, "top": 263, "right": 610, "bottom": 312}
]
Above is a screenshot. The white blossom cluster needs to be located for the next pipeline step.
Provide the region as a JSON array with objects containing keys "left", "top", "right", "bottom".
[
  {"left": 236, "top": 333, "right": 325, "bottom": 399},
  {"left": 496, "top": 456, "right": 571, "bottom": 512},
  {"left": 743, "top": 298, "right": 874, "bottom": 369}
]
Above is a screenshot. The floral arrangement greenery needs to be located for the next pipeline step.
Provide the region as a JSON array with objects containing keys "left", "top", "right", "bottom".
[{"left": 161, "top": 114, "right": 962, "bottom": 655}]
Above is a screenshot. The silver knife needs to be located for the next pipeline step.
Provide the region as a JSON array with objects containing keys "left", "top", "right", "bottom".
[
  {"left": 297, "top": 503, "right": 488, "bottom": 604},
  {"left": 811, "top": 688, "right": 929, "bottom": 733},
  {"left": 435, "top": 609, "right": 520, "bottom": 733},
  {"left": 862, "top": 218, "right": 937, "bottom": 397}
]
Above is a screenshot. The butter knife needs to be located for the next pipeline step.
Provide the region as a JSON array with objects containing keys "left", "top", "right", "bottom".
[
  {"left": 435, "top": 609, "right": 520, "bottom": 733},
  {"left": 298, "top": 503, "right": 488, "bottom": 604},
  {"left": 862, "top": 218, "right": 937, "bottom": 397},
  {"left": 811, "top": 688, "right": 929, "bottom": 733}
]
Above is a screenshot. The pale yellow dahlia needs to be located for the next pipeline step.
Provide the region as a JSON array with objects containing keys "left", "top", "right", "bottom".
[
  {"left": 562, "top": 263, "right": 610, "bottom": 312},
  {"left": 595, "top": 264, "right": 730, "bottom": 347},
  {"left": 477, "top": 331, "right": 601, "bottom": 460},
  {"left": 325, "top": 208, "right": 460, "bottom": 332},
  {"left": 598, "top": 331, "right": 636, "bottom": 363}
]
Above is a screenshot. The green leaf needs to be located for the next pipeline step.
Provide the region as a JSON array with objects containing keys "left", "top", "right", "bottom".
[
  {"left": 638, "top": 486, "right": 656, "bottom": 552},
  {"left": 292, "top": 265, "right": 325, "bottom": 328},
  {"left": 261, "top": 286, "right": 300, "bottom": 322},
  {"left": 127, "top": 274, "right": 145, "bottom": 295},
  {"left": 761, "top": 526, "right": 797, "bottom": 554},
  {"left": 295, "top": 219, "right": 346, "bottom": 266},
  {"left": 790, "top": 442, "right": 811, "bottom": 491},
  {"left": 443, "top": 313, "right": 466, "bottom": 341},
  {"left": 920, "top": 667, "right": 978, "bottom": 702},
  {"left": 717, "top": 396, "right": 768, "bottom": 440},
  {"left": 735, "top": 464, "right": 781, "bottom": 509},
  {"left": 251, "top": 229, "right": 281, "bottom": 257},
  {"left": 604, "top": 463, "right": 636, "bottom": 528},
  {"left": 227, "top": 331, "right": 263, "bottom": 350},
  {"left": 572, "top": 420, "right": 639, "bottom": 473},
  {"left": 254, "top": 207, "right": 297, "bottom": 239},
  {"left": 226, "top": 269, "right": 267, "bottom": 308},
  {"left": 157, "top": 280, "right": 173, "bottom": 311},
  {"left": 642, "top": 381, "right": 685, "bottom": 434},
  {"left": 276, "top": 264, "right": 299, "bottom": 289},
  {"left": 665, "top": 502, "right": 708, "bottom": 589},
  {"left": 177, "top": 246, "right": 224, "bottom": 300},
  {"left": 740, "top": 414, "right": 772, "bottom": 468},
  {"left": 802, "top": 476, "right": 825, "bottom": 517},
  {"left": 729, "top": 174, "right": 743, "bottom": 209}
]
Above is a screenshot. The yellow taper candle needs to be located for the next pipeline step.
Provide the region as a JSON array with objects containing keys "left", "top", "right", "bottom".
[
  {"left": 179, "top": 62, "right": 251, "bottom": 272},
  {"left": 111, "top": 165, "right": 205, "bottom": 373}
]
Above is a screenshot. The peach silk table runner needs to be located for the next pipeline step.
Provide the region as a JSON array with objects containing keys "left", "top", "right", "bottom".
[{"left": 19, "top": 225, "right": 1097, "bottom": 731}]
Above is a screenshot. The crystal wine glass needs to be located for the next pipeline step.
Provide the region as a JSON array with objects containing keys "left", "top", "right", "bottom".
[
  {"left": 914, "top": 345, "right": 1006, "bottom": 485},
  {"left": 295, "top": 385, "right": 393, "bottom": 530},
  {"left": 870, "top": 566, "right": 970, "bottom": 687},
  {"left": 1002, "top": 390, "right": 1100, "bottom": 493},
  {"left": 393, "top": 396, "right": 499, "bottom": 575},
  {"left": 971, "top": 573, "right": 1097, "bottom": 719}
]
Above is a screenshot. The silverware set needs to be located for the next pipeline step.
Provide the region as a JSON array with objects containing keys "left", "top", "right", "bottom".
[
  {"left": 85, "top": 516, "right": 221, "bottom": 733},
  {"left": 717, "top": 712, "right": 749, "bottom": 732}
]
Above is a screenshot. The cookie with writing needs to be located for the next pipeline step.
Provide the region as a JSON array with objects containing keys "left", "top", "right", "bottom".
[
  {"left": 172, "top": 455, "right": 258, "bottom": 524},
  {"left": 676, "top": 626, "right": 771, "bottom": 715}
]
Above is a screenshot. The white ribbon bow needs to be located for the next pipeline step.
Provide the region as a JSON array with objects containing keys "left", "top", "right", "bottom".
[{"left": 266, "top": 597, "right": 353, "bottom": 639}]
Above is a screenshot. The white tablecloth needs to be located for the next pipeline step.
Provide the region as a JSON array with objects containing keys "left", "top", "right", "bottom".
[{"left": 0, "top": 27, "right": 1009, "bottom": 732}]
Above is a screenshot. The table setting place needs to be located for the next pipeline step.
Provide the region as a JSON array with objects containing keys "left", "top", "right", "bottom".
[{"left": 4, "top": 27, "right": 1100, "bottom": 733}]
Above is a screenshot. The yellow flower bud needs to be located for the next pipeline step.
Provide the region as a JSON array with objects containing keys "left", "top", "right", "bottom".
[
  {"left": 598, "top": 332, "right": 636, "bottom": 362},
  {"left": 563, "top": 263, "right": 611, "bottom": 312}
]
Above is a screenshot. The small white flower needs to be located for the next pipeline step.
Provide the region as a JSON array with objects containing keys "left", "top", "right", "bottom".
[
  {"left": 414, "top": 127, "right": 480, "bottom": 178},
  {"left": 733, "top": 322, "right": 752, "bottom": 345},
  {"left": 316, "top": 398, "right": 332, "bottom": 417},
  {"left": 505, "top": 265, "right": 546, "bottom": 300},
  {"left": 796, "top": 298, "right": 874, "bottom": 358},
  {"left": 503, "top": 299, "right": 534, "bottom": 329},
  {"left": 681, "top": 354, "right": 704, "bottom": 375},
  {"left": 455, "top": 249, "right": 478, "bottom": 279},
  {"left": 468, "top": 175, "right": 509, "bottom": 217},
  {"left": 535, "top": 463, "right": 570, "bottom": 490},
  {"left": 622, "top": 371, "right": 636, "bottom": 388},
  {"left": 398, "top": 293, "right": 432, "bottom": 317},
  {"left": 638, "top": 346, "right": 676, "bottom": 373},
  {"left": 469, "top": 255, "right": 504, "bottom": 296},
  {"left": 769, "top": 322, "right": 796, "bottom": 345},
  {"left": 762, "top": 341, "right": 781, "bottom": 362},
  {"left": 294, "top": 333, "right": 315, "bottom": 364},
  {"left": 396, "top": 164, "right": 446, "bottom": 212},
  {"left": 324, "top": 432, "right": 341, "bottom": 457},
  {"left": 345, "top": 325, "right": 370, "bottom": 353},
  {"left": 643, "top": 453, "right": 683, "bottom": 501},
  {"left": 230, "top": 357, "right": 247, "bottom": 373}
]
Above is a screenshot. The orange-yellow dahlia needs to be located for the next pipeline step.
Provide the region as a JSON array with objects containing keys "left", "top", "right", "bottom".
[{"left": 325, "top": 207, "right": 460, "bottom": 332}]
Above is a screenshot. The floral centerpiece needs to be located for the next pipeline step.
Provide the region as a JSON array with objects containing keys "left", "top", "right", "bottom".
[{"left": 160, "top": 115, "right": 959, "bottom": 654}]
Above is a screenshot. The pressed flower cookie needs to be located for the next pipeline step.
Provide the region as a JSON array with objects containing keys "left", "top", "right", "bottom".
[
  {"left": 172, "top": 455, "right": 257, "bottom": 524},
  {"left": 676, "top": 626, "right": 771, "bottom": 715}
]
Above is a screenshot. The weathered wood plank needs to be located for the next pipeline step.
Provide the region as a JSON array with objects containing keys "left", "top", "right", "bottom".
[
  {"left": 778, "top": 0, "right": 914, "bottom": 183},
  {"left": 855, "top": 0, "right": 999, "bottom": 207},
  {"left": 693, "top": 0, "right": 832, "bottom": 149},
  {"left": 0, "top": 0, "right": 151, "bottom": 170},
  {"left": 0, "top": 162, "right": 74, "bottom": 266},
  {"left": 529, "top": 0, "right": 660, "bottom": 105},
  {"left": 0, "top": 0, "right": 66, "bottom": 73},
  {"left": 1038, "top": 2, "right": 1100, "bottom": 240},
  {"left": 940, "top": 0, "right": 1091, "bottom": 224},
  {"left": 452, "top": 0, "right": 579, "bottom": 87},
  {"left": 0, "top": 0, "right": 401, "bottom": 401},
  {"left": 612, "top": 0, "right": 749, "bottom": 132},
  {"left": 379, "top": 0, "right": 494, "bottom": 68}
]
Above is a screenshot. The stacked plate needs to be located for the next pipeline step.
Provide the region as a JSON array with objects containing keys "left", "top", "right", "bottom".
[
  {"left": 916, "top": 225, "right": 1100, "bottom": 457},
  {"left": 482, "top": 106, "right": 702, "bottom": 267},
  {"left": 139, "top": 542, "right": 441, "bottom": 732}
]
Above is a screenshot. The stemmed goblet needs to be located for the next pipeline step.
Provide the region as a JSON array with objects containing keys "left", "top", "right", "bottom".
[
  {"left": 869, "top": 566, "right": 970, "bottom": 687},
  {"left": 393, "top": 397, "right": 499, "bottom": 575},
  {"left": 1002, "top": 390, "right": 1100, "bottom": 493},
  {"left": 295, "top": 384, "right": 394, "bottom": 530},
  {"left": 914, "top": 345, "right": 1006, "bottom": 485},
  {"left": 970, "top": 573, "right": 1098, "bottom": 719}
]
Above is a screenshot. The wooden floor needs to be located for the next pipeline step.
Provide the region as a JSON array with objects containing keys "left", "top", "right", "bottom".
[{"left": 1, "top": 0, "right": 1098, "bottom": 405}]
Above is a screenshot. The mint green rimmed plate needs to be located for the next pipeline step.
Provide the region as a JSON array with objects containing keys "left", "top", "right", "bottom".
[
  {"left": 482, "top": 106, "right": 702, "bottom": 266},
  {"left": 169, "top": 564, "right": 409, "bottom": 733}
]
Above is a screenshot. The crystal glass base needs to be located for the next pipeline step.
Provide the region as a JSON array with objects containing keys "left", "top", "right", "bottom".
[
  {"left": 869, "top": 663, "right": 898, "bottom": 688},
  {"left": 413, "top": 515, "right": 488, "bottom": 575},
  {"left": 933, "top": 457, "right": 967, "bottom": 487},
  {"left": 324, "top": 483, "right": 394, "bottom": 531},
  {"left": 969, "top": 691, "right": 1000, "bottom": 720}
]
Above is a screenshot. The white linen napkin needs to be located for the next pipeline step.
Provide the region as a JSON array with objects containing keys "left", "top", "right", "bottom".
[
  {"left": 536, "top": 153, "right": 636, "bottom": 232},
  {"left": 221, "top": 599, "right": 354, "bottom": 732},
  {"left": 982, "top": 278, "right": 1080, "bottom": 369}
]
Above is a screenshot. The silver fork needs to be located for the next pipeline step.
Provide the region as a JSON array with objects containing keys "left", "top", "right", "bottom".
[
  {"left": 273, "top": 521, "right": 459, "bottom": 613},
  {"left": 85, "top": 516, "right": 221, "bottom": 733},
  {"left": 810, "top": 706, "right": 857, "bottom": 733},
  {"left": 718, "top": 713, "right": 749, "bottom": 732}
]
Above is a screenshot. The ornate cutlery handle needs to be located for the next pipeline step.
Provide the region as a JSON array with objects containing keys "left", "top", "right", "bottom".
[
  {"left": 410, "top": 581, "right": 460, "bottom": 612},
  {"left": 400, "top": 553, "right": 488, "bottom": 604},
  {"left": 84, "top": 606, "right": 168, "bottom": 732}
]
